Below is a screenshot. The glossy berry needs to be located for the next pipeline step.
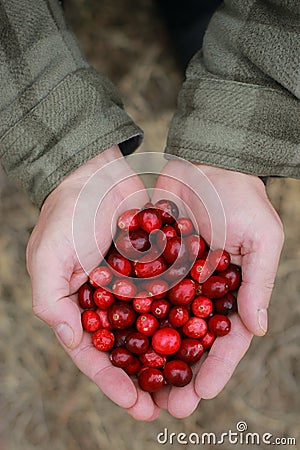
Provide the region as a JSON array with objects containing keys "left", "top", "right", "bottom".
[
  {"left": 214, "top": 293, "right": 237, "bottom": 315},
  {"left": 139, "top": 347, "right": 167, "bottom": 368},
  {"left": 114, "top": 327, "right": 135, "bottom": 347},
  {"left": 200, "top": 330, "right": 216, "bottom": 350},
  {"left": 174, "top": 338, "right": 204, "bottom": 364},
  {"left": 136, "top": 313, "right": 159, "bottom": 336},
  {"left": 208, "top": 314, "right": 231, "bottom": 336},
  {"left": 93, "top": 287, "right": 115, "bottom": 309},
  {"left": 155, "top": 199, "right": 179, "bottom": 224},
  {"left": 133, "top": 292, "right": 153, "bottom": 313},
  {"left": 124, "top": 357, "right": 142, "bottom": 375},
  {"left": 115, "top": 230, "right": 150, "bottom": 258},
  {"left": 152, "top": 328, "right": 181, "bottom": 355},
  {"left": 163, "top": 360, "right": 193, "bottom": 387},
  {"left": 110, "top": 347, "right": 134, "bottom": 367},
  {"left": 174, "top": 218, "right": 194, "bottom": 236},
  {"left": 96, "top": 308, "right": 113, "bottom": 330},
  {"left": 163, "top": 236, "right": 183, "bottom": 264},
  {"left": 164, "top": 261, "right": 190, "bottom": 282},
  {"left": 182, "top": 317, "right": 208, "bottom": 339},
  {"left": 125, "top": 332, "right": 149, "bottom": 354},
  {"left": 107, "top": 252, "right": 132, "bottom": 276},
  {"left": 133, "top": 256, "right": 167, "bottom": 278},
  {"left": 168, "top": 306, "right": 189, "bottom": 328},
  {"left": 151, "top": 299, "right": 171, "bottom": 319},
  {"left": 168, "top": 279, "right": 195, "bottom": 306},
  {"left": 208, "top": 248, "right": 231, "bottom": 271},
  {"left": 138, "top": 367, "right": 165, "bottom": 392},
  {"left": 78, "top": 283, "right": 95, "bottom": 309},
  {"left": 117, "top": 208, "right": 140, "bottom": 231},
  {"left": 137, "top": 208, "right": 162, "bottom": 233},
  {"left": 143, "top": 279, "right": 169, "bottom": 299},
  {"left": 186, "top": 234, "right": 206, "bottom": 260},
  {"left": 219, "top": 264, "right": 241, "bottom": 291},
  {"left": 190, "top": 259, "right": 213, "bottom": 283},
  {"left": 160, "top": 225, "right": 178, "bottom": 241},
  {"left": 201, "top": 276, "right": 229, "bottom": 298},
  {"left": 191, "top": 296, "right": 213, "bottom": 318},
  {"left": 81, "top": 310, "right": 101, "bottom": 332},
  {"left": 92, "top": 328, "right": 115, "bottom": 351},
  {"left": 112, "top": 279, "right": 137, "bottom": 301},
  {"left": 108, "top": 302, "right": 136, "bottom": 329},
  {"left": 89, "top": 265, "right": 113, "bottom": 288}
]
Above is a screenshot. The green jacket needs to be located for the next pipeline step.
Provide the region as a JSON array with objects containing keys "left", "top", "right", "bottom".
[{"left": 0, "top": 0, "right": 299, "bottom": 208}]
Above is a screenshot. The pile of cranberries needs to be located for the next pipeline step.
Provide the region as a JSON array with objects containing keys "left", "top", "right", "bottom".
[{"left": 77, "top": 200, "right": 241, "bottom": 392}]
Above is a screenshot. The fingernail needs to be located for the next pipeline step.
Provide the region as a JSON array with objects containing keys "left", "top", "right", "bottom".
[
  {"left": 257, "top": 308, "right": 268, "bottom": 335},
  {"left": 54, "top": 323, "right": 74, "bottom": 348}
]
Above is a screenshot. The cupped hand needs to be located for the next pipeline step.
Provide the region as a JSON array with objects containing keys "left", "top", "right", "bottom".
[
  {"left": 152, "top": 160, "right": 284, "bottom": 417},
  {"left": 26, "top": 145, "right": 160, "bottom": 421}
]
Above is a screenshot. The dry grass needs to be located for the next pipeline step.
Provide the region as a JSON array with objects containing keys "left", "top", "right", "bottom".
[{"left": 0, "top": 1, "right": 299, "bottom": 449}]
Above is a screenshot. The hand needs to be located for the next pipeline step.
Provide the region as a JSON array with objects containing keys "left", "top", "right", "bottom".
[
  {"left": 26, "top": 145, "right": 160, "bottom": 421},
  {"left": 152, "top": 160, "right": 284, "bottom": 418}
]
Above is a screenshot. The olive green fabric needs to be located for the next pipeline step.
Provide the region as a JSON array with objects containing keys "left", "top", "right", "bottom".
[
  {"left": 166, "top": 0, "right": 300, "bottom": 177},
  {"left": 0, "top": 1, "right": 299, "bottom": 209}
]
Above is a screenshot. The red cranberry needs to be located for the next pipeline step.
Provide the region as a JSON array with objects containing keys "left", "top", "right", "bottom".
[
  {"left": 164, "top": 262, "right": 190, "bottom": 282},
  {"left": 92, "top": 329, "right": 115, "bottom": 351},
  {"left": 115, "top": 229, "right": 150, "bottom": 258},
  {"left": 219, "top": 264, "right": 241, "bottom": 291},
  {"left": 151, "top": 299, "right": 171, "bottom": 319},
  {"left": 137, "top": 208, "right": 162, "bottom": 233},
  {"left": 163, "top": 360, "right": 193, "bottom": 387},
  {"left": 81, "top": 310, "right": 101, "bottom": 332},
  {"left": 201, "top": 276, "right": 229, "bottom": 298},
  {"left": 161, "top": 225, "right": 178, "bottom": 240},
  {"left": 107, "top": 252, "right": 132, "bottom": 276},
  {"left": 214, "top": 293, "right": 237, "bottom": 315},
  {"left": 133, "top": 256, "right": 167, "bottom": 278},
  {"left": 168, "top": 306, "right": 189, "bottom": 328},
  {"left": 174, "top": 218, "right": 194, "bottom": 236},
  {"left": 124, "top": 357, "right": 142, "bottom": 375},
  {"left": 93, "top": 287, "right": 115, "bottom": 309},
  {"left": 186, "top": 234, "right": 206, "bottom": 260},
  {"left": 182, "top": 317, "right": 208, "bottom": 339},
  {"left": 208, "top": 314, "right": 231, "bottom": 336},
  {"left": 155, "top": 199, "right": 179, "bottom": 224},
  {"left": 168, "top": 279, "right": 196, "bottom": 306},
  {"left": 114, "top": 327, "right": 135, "bottom": 347},
  {"left": 108, "top": 302, "right": 136, "bottom": 329},
  {"left": 89, "top": 266, "right": 113, "bottom": 288},
  {"left": 125, "top": 332, "right": 149, "bottom": 354},
  {"left": 200, "top": 330, "right": 216, "bottom": 350},
  {"left": 136, "top": 313, "right": 159, "bottom": 336},
  {"left": 190, "top": 259, "right": 213, "bottom": 283},
  {"left": 78, "top": 283, "right": 95, "bottom": 309},
  {"left": 174, "top": 338, "right": 204, "bottom": 364},
  {"left": 163, "top": 236, "right": 183, "bottom": 264},
  {"left": 191, "top": 296, "right": 213, "bottom": 318},
  {"left": 208, "top": 248, "right": 231, "bottom": 271},
  {"left": 110, "top": 347, "right": 134, "bottom": 367},
  {"left": 143, "top": 279, "right": 169, "bottom": 299},
  {"left": 112, "top": 279, "right": 137, "bottom": 301},
  {"left": 133, "top": 292, "right": 153, "bottom": 313},
  {"left": 138, "top": 367, "right": 165, "bottom": 392},
  {"left": 95, "top": 308, "right": 113, "bottom": 330},
  {"left": 152, "top": 328, "right": 181, "bottom": 355},
  {"left": 139, "top": 348, "right": 167, "bottom": 368},
  {"left": 117, "top": 208, "right": 140, "bottom": 231}
]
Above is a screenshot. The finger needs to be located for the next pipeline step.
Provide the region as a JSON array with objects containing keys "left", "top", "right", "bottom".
[
  {"left": 238, "top": 228, "right": 284, "bottom": 336},
  {"left": 195, "top": 314, "right": 253, "bottom": 399},
  {"left": 69, "top": 333, "right": 137, "bottom": 409},
  {"left": 152, "top": 384, "right": 171, "bottom": 409},
  {"left": 125, "top": 380, "right": 161, "bottom": 421}
]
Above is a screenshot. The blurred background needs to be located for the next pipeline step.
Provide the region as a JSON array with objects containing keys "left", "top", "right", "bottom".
[{"left": 0, "top": 1, "right": 299, "bottom": 449}]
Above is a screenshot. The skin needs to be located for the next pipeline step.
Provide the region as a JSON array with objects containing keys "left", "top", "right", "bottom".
[{"left": 26, "top": 150, "right": 284, "bottom": 421}]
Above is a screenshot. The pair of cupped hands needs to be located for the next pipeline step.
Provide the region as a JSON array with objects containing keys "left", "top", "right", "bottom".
[{"left": 26, "top": 145, "right": 284, "bottom": 420}]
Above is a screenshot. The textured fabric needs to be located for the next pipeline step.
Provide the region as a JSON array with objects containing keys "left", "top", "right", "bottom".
[
  {"left": 166, "top": 0, "right": 300, "bottom": 178},
  {"left": 0, "top": 0, "right": 143, "bottom": 207}
]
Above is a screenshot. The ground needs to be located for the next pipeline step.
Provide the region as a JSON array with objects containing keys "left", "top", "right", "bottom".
[{"left": 0, "top": 1, "right": 299, "bottom": 449}]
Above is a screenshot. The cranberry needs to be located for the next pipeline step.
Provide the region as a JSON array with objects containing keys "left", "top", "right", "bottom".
[
  {"left": 191, "top": 296, "right": 213, "bottom": 318},
  {"left": 125, "top": 332, "right": 149, "bottom": 354},
  {"left": 168, "top": 306, "right": 189, "bottom": 328},
  {"left": 214, "top": 293, "right": 237, "bottom": 315},
  {"left": 115, "top": 229, "right": 150, "bottom": 258},
  {"left": 107, "top": 252, "right": 132, "bottom": 276},
  {"left": 208, "top": 248, "right": 231, "bottom": 271},
  {"left": 108, "top": 302, "right": 136, "bottom": 329},
  {"left": 81, "top": 310, "right": 101, "bottom": 332},
  {"left": 133, "top": 292, "right": 153, "bottom": 313},
  {"left": 152, "top": 328, "right": 181, "bottom": 355},
  {"left": 151, "top": 299, "right": 171, "bottom": 319},
  {"left": 124, "top": 357, "right": 142, "bottom": 375},
  {"left": 95, "top": 308, "right": 113, "bottom": 330},
  {"left": 78, "top": 283, "right": 95, "bottom": 309},
  {"left": 164, "top": 262, "right": 190, "bottom": 282},
  {"left": 112, "top": 279, "right": 137, "bottom": 301},
  {"left": 133, "top": 256, "right": 167, "bottom": 278},
  {"left": 110, "top": 347, "right": 134, "bottom": 367},
  {"left": 163, "top": 236, "right": 183, "bottom": 264},
  {"left": 155, "top": 199, "right": 179, "bottom": 224},
  {"left": 161, "top": 225, "right": 178, "bottom": 240},
  {"left": 182, "top": 317, "right": 207, "bottom": 339},
  {"left": 174, "top": 218, "right": 194, "bottom": 236},
  {"left": 136, "top": 313, "right": 159, "bottom": 336},
  {"left": 168, "top": 279, "right": 195, "bottom": 306},
  {"left": 139, "top": 348, "right": 167, "bottom": 368},
  {"left": 89, "top": 266, "right": 113, "bottom": 288},
  {"left": 92, "top": 328, "right": 115, "bottom": 351},
  {"left": 163, "top": 360, "right": 193, "bottom": 387},
  {"left": 219, "top": 264, "right": 241, "bottom": 291},
  {"left": 201, "top": 275, "right": 229, "bottom": 298},
  {"left": 186, "top": 234, "right": 206, "bottom": 260},
  {"left": 200, "top": 330, "right": 216, "bottom": 350},
  {"left": 117, "top": 208, "right": 140, "bottom": 231},
  {"left": 114, "top": 327, "right": 135, "bottom": 347},
  {"left": 174, "top": 338, "right": 204, "bottom": 364},
  {"left": 208, "top": 314, "right": 231, "bottom": 336},
  {"left": 93, "top": 287, "right": 115, "bottom": 309},
  {"left": 138, "top": 367, "right": 165, "bottom": 392},
  {"left": 143, "top": 279, "right": 169, "bottom": 299},
  {"left": 137, "top": 208, "right": 162, "bottom": 233},
  {"left": 190, "top": 259, "right": 213, "bottom": 283}
]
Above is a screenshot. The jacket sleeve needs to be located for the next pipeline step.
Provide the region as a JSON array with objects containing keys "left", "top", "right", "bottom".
[
  {"left": 0, "top": 0, "right": 143, "bottom": 208},
  {"left": 166, "top": 0, "right": 300, "bottom": 179}
]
